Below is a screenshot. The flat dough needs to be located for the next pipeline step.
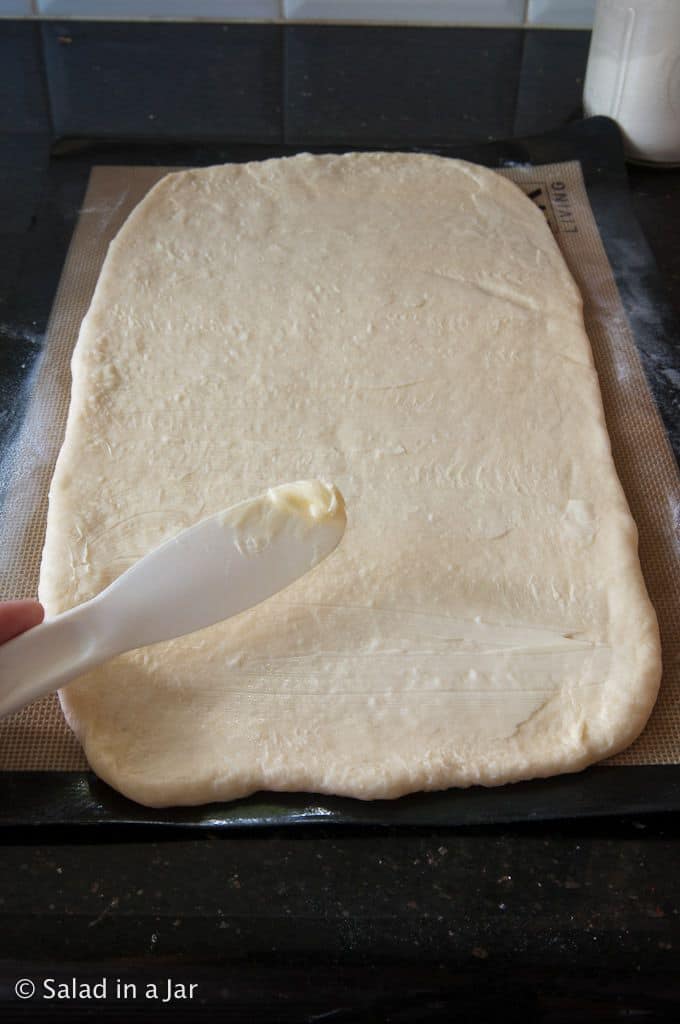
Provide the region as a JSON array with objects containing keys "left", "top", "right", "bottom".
[{"left": 39, "top": 153, "right": 661, "bottom": 807}]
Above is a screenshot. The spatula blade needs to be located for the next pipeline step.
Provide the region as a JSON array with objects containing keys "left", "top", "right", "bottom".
[{"left": 98, "top": 479, "right": 346, "bottom": 651}]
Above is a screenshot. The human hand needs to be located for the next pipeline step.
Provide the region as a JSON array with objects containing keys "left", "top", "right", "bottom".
[{"left": 0, "top": 600, "right": 44, "bottom": 645}]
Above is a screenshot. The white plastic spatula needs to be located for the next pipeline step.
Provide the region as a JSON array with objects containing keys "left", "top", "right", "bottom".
[{"left": 0, "top": 479, "right": 346, "bottom": 720}]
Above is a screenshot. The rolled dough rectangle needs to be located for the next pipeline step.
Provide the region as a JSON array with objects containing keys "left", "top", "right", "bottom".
[{"left": 38, "top": 154, "right": 661, "bottom": 807}]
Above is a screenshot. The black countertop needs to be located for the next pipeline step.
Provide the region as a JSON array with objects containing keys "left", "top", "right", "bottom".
[{"left": 1, "top": 20, "right": 679, "bottom": 1021}]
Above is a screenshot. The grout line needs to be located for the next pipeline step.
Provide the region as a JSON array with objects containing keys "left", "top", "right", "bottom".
[
  {"left": 280, "top": 14, "right": 287, "bottom": 145},
  {"left": 35, "top": 18, "right": 56, "bottom": 141},
  {"left": 512, "top": 16, "right": 529, "bottom": 136},
  {"left": 0, "top": 16, "right": 594, "bottom": 28}
]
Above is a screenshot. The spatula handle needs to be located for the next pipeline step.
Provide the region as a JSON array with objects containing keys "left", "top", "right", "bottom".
[{"left": 0, "top": 598, "right": 108, "bottom": 718}]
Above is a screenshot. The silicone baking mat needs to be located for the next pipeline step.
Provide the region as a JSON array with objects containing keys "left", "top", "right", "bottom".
[{"left": 0, "top": 119, "right": 678, "bottom": 825}]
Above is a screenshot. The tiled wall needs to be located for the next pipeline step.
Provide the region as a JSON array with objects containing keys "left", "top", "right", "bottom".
[{"left": 4, "top": 1, "right": 597, "bottom": 29}]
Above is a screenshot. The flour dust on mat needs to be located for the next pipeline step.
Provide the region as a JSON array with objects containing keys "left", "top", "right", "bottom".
[{"left": 38, "top": 153, "right": 661, "bottom": 807}]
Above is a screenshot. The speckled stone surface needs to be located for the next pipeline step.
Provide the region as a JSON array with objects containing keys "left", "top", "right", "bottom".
[{"left": 1, "top": 822, "right": 680, "bottom": 1018}]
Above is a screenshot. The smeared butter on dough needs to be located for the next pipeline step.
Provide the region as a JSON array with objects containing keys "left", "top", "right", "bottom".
[{"left": 39, "top": 153, "right": 661, "bottom": 807}]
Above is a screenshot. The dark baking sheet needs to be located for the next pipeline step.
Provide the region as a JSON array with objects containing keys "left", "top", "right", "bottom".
[{"left": 1, "top": 117, "right": 679, "bottom": 828}]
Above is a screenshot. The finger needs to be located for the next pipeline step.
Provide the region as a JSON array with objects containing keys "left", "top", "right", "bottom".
[{"left": 0, "top": 600, "right": 45, "bottom": 645}]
